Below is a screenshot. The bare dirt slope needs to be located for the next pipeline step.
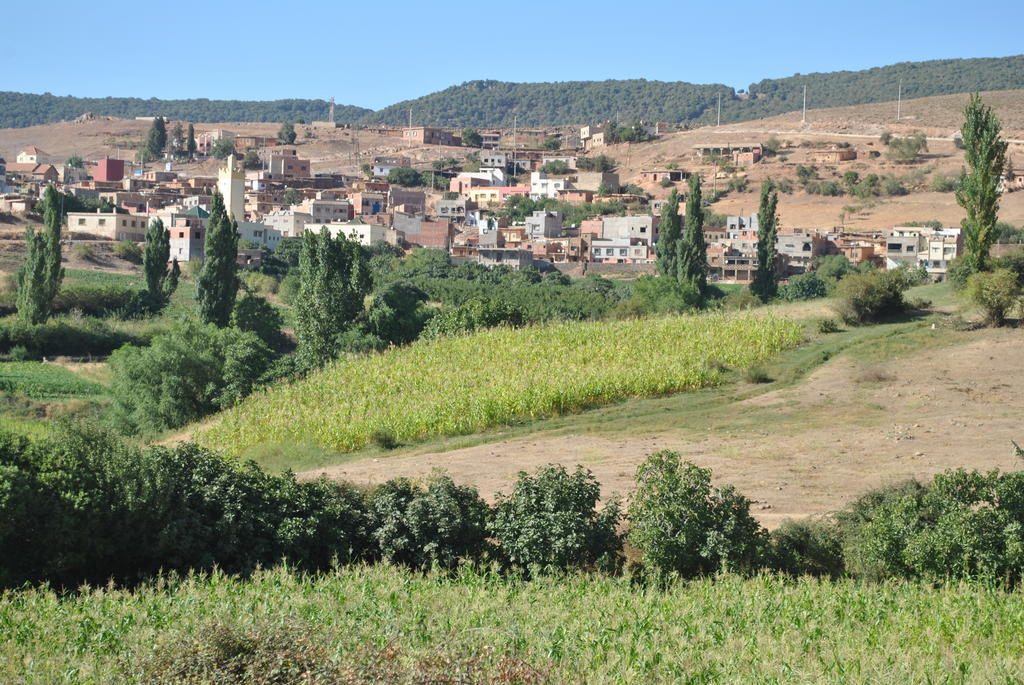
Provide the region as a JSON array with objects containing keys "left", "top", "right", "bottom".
[{"left": 304, "top": 327, "right": 1024, "bottom": 526}]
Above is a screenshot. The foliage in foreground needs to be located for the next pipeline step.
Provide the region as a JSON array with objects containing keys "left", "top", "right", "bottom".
[
  {"left": 200, "top": 312, "right": 803, "bottom": 454},
  {"left": 5, "top": 566, "right": 1024, "bottom": 684}
]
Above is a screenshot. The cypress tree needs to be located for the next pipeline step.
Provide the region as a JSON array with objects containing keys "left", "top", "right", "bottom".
[
  {"left": 751, "top": 180, "right": 780, "bottom": 302},
  {"left": 956, "top": 93, "right": 1008, "bottom": 273},
  {"left": 186, "top": 123, "right": 197, "bottom": 160},
  {"left": 41, "top": 184, "right": 64, "bottom": 307},
  {"left": 678, "top": 174, "right": 707, "bottom": 295},
  {"left": 143, "top": 217, "right": 178, "bottom": 303},
  {"left": 145, "top": 116, "right": 167, "bottom": 159},
  {"left": 295, "top": 228, "right": 371, "bottom": 367},
  {"left": 15, "top": 228, "right": 50, "bottom": 325},
  {"left": 196, "top": 190, "right": 239, "bottom": 327},
  {"left": 655, "top": 189, "right": 681, "bottom": 279}
]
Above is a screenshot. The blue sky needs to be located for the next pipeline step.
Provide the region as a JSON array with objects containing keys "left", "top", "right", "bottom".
[{"left": 4, "top": 0, "right": 1022, "bottom": 110}]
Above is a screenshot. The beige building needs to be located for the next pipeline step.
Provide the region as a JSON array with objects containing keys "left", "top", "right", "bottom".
[
  {"left": 306, "top": 221, "right": 387, "bottom": 245},
  {"left": 217, "top": 155, "right": 246, "bottom": 222},
  {"left": 67, "top": 209, "right": 148, "bottom": 241}
]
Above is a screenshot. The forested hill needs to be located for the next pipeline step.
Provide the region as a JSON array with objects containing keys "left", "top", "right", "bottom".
[
  {"left": 2, "top": 54, "right": 1023, "bottom": 129},
  {"left": 368, "top": 55, "right": 1024, "bottom": 127},
  {"left": 364, "top": 79, "right": 730, "bottom": 128},
  {"left": 0, "top": 93, "right": 372, "bottom": 129}
]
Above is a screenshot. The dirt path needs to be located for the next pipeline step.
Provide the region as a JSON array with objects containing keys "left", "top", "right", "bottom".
[{"left": 302, "top": 328, "right": 1024, "bottom": 526}]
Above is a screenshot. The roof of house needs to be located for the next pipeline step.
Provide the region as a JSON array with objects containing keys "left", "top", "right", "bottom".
[
  {"left": 20, "top": 146, "right": 48, "bottom": 155},
  {"left": 181, "top": 206, "right": 210, "bottom": 218}
]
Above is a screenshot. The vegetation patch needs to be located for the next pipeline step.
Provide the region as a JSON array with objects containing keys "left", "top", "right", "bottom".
[
  {"left": 0, "top": 361, "right": 105, "bottom": 398},
  {"left": 199, "top": 312, "right": 802, "bottom": 455}
]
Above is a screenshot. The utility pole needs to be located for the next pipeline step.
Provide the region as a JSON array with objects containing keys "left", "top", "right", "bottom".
[
  {"left": 896, "top": 79, "right": 903, "bottom": 122},
  {"left": 717, "top": 93, "right": 721, "bottom": 127},
  {"left": 801, "top": 85, "right": 807, "bottom": 125},
  {"left": 512, "top": 114, "right": 517, "bottom": 180}
]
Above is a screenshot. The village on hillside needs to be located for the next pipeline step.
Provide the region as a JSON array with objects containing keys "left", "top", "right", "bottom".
[{"left": 2, "top": 109, "right": 1023, "bottom": 283}]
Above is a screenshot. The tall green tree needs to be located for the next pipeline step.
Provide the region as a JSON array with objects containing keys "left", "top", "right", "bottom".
[
  {"left": 678, "top": 174, "right": 707, "bottom": 295},
  {"left": 196, "top": 191, "right": 239, "bottom": 327},
  {"left": 461, "top": 128, "right": 482, "bottom": 147},
  {"left": 41, "top": 185, "right": 64, "bottom": 307},
  {"left": 169, "top": 122, "right": 185, "bottom": 159},
  {"left": 295, "top": 228, "right": 371, "bottom": 366},
  {"left": 145, "top": 116, "right": 167, "bottom": 159},
  {"left": 751, "top": 180, "right": 780, "bottom": 302},
  {"left": 186, "top": 123, "right": 197, "bottom": 160},
  {"left": 16, "top": 185, "right": 63, "bottom": 324},
  {"left": 278, "top": 121, "right": 297, "bottom": 144},
  {"left": 656, "top": 189, "right": 681, "bottom": 279},
  {"left": 956, "top": 93, "right": 1008, "bottom": 273},
  {"left": 143, "top": 217, "right": 179, "bottom": 303},
  {"left": 15, "top": 228, "right": 49, "bottom": 324}
]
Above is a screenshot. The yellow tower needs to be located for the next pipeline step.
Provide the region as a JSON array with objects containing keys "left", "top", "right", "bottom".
[{"left": 218, "top": 154, "right": 245, "bottom": 222}]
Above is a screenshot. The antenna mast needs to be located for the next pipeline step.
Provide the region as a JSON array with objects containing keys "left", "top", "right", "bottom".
[
  {"left": 896, "top": 79, "right": 902, "bottom": 121},
  {"left": 801, "top": 85, "right": 807, "bottom": 125},
  {"left": 329, "top": 96, "right": 335, "bottom": 124},
  {"left": 717, "top": 93, "right": 721, "bottom": 127}
]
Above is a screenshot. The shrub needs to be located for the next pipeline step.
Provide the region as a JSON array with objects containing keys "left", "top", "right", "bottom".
[
  {"left": 744, "top": 365, "right": 771, "bottom": 383},
  {"left": 364, "top": 282, "right": 432, "bottom": 346},
  {"left": 930, "top": 173, "right": 959, "bottom": 193},
  {"left": 52, "top": 284, "right": 137, "bottom": 318},
  {"left": 368, "top": 476, "right": 490, "bottom": 569},
  {"left": 240, "top": 271, "right": 279, "bottom": 294},
  {"left": 837, "top": 470, "right": 1024, "bottom": 583},
  {"left": 72, "top": 243, "right": 96, "bottom": 261},
  {"left": 833, "top": 270, "right": 909, "bottom": 324},
  {"left": 966, "top": 268, "right": 1022, "bottom": 326},
  {"left": 817, "top": 318, "right": 840, "bottom": 334},
  {"left": 0, "top": 427, "right": 372, "bottom": 588},
  {"left": 0, "top": 316, "right": 150, "bottom": 358},
  {"left": 335, "top": 328, "right": 385, "bottom": 355},
  {"left": 659, "top": 178, "right": 674, "bottom": 188},
  {"left": 778, "top": 271, "right": 829, "bottom": 301},
  {"left": 135, "top": 619, "right": 344, "bottom": 685},
  {"left": 278, "top": 273, "right": 300, "bottom": 304},
  {"left": 617, "top": 276, "right": 701, "bottom": 316},
  {"left": 490, "top": 465, "right": 622, "bottom": 572},
  {"left": 421, "top": 298, "right": 526, "bottom": 339},
  {"left": 721, "top": 289, "right": 762, "bottom": 310},
  {"left": 231, "top": 294, "right": 286, "bottom": 350},
  {"left": 113, "top": 240, "right": 143, "bottom": 263},
  {"left": 108, "top": 322, "right": 274, "bottom": 434},
  {"left": 768, "top": 519, "right": 845, "bottom": 578},
  {"left": 628, "top": 451, "right": 767, "bottom": 579}
]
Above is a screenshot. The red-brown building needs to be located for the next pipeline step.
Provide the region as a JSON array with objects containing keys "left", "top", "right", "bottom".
[{"left": 93, "top": 158, "right": 126, "bottom": 182}]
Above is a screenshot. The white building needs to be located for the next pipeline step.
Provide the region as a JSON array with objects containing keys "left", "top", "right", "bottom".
[
  {"left": 263, "top": 209, "right": 313, "bottom": 238},
  {"left": 530, "top": 172, "right": 566, "bottom": 200},
  {"left": 885, "top": 226, "right": 962, "bottom": 279},
  {"left": 306, "top": 221, "right": 387, "bottom": 246},
  {"left": 524, "top": 211, "right": 563, "bottom": 239},
  {"left": 590, "top": 237, "right": 652, "bottom": 264},
  {"left": 602, "top": 215, "right": 656, "bottom": 243}
]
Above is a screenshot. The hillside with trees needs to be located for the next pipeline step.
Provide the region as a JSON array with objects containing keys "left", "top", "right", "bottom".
[
  {"left": 3, "top": 55, "right": 1024, "bottom": 129},
  {"left": 0, "top": 92, "right": 371, "bottom": 129}
]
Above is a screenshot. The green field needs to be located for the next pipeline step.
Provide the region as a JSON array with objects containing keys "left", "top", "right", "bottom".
[
  {"left": 0, "top": 362, "right": 105, "bottom": 398},
  {"left": 199, "top": 312, "right": 803, "bottom": 455},
  {"left": 2, "top": 565, "right": 1021, "bottom": 683}
]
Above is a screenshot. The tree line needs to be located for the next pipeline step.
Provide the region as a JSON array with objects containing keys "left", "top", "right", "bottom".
[
  {"left": 5, "top": 423, "right": 1024, "bottom": 590},
  {"left": 5, "top": 55, "right": 1024, "bottom": 129}
]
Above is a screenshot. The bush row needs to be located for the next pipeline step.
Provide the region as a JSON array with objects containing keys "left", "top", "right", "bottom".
[
  {"left": 0, "top": 316, "right": 164, "bottom": 359},
  {"left": 4, "top": 426, "right": 1024, "bottom": 590}
]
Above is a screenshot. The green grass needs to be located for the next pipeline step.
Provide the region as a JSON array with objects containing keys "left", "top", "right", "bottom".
[
  {"left": 198, "top": 312, "right": 804, "bottom": 456},
  {"left": 3, "top": 565, "right": 1023, "bottom": 683},
  {"left": 0, "top": 362, "right": 105, "bottom": 399}
]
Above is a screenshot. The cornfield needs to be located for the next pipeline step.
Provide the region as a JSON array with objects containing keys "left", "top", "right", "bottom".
[
  {"left": 199, "top": 312, "right": 802, "bottom": 455},
  {"left": 3, "top": 565, "right": 1023, "bottom": 683},
  {"left": 0, "top": 362, "right": 105, "bottom": 399}
]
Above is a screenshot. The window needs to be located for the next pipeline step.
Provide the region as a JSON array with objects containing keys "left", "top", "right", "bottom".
[
  {"left": 619, "top": 249, "right": 628, "bottom": 256},
  {"left": 98, "top": 219, "right": 106, "bottom": 226},
  {"left": 906, "top": 245, "right": 915, "bottom": 253},
  {"left": 179, "top": 231, "right": 185, "bottom": 238},
  {"left": 77, "top": 218, "right": 85, "bottom": 226}
]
